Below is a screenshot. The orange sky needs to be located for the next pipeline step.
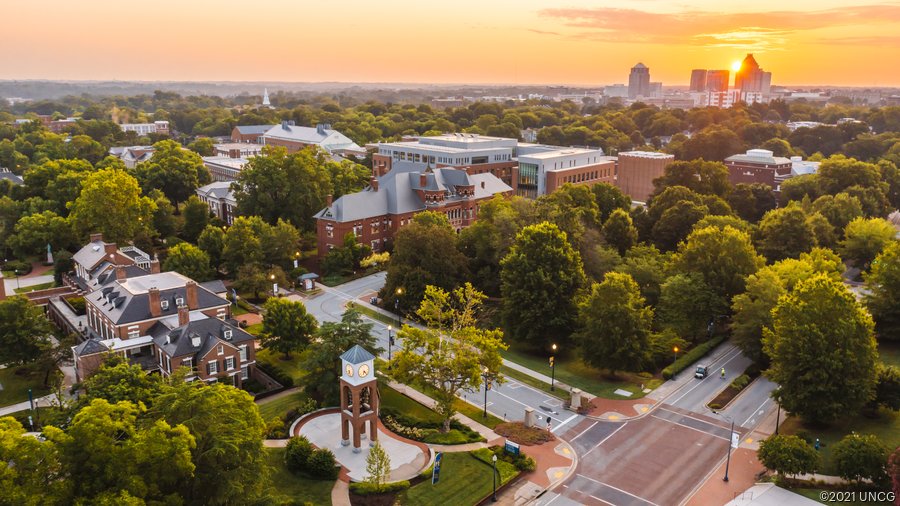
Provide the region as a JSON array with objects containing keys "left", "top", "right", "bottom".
[{"left": 2, "top": 0, "right": 899, "bottom": 87}]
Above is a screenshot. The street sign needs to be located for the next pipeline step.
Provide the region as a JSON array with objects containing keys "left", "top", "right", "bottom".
[
  {"left": 731, "top": 432, "right": 739, "bottom": 449},
  {"left": 504, "top": 440, "right": 520, "bottom": 456},
  {"left": 432, "top": 452, "right": 443, "bottom": 484}
]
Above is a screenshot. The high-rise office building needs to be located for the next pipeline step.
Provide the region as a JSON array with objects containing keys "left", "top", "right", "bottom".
[
  {"left": 706, "top": 70, "right": 730, "bottom": 92},
  {"left": 628, "top": 63, "right": 651, "bottom": 99},
  {"left": 690, "top": 69, "right": 707, "bottom": 92},
  {"left": 735, "top": 54, "right": 772, "bottom": 94}
]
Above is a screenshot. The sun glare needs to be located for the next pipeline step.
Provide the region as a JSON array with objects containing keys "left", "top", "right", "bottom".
[{"left": 731, "top": 61, "right": 742, "bottom": 72}]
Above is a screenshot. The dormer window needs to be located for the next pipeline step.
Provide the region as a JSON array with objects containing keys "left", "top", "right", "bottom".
[
  {"left": 161, "top": 300, "right": 169, "bottom": 310},
  {"left": 224, "top": 329, "right": 233, "bottom": 340},
  {"left": 175, "top": 297, "right": 184, "bottom": 306}
]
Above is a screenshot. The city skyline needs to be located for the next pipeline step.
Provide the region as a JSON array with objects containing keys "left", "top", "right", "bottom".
[{"left": 1, "top": 1, "right": 899, "bottom": 87}]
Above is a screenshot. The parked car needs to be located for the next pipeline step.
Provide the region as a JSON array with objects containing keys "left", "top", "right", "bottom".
[{"left": 694, "top": 365, "right": 708, "bottom": 379}]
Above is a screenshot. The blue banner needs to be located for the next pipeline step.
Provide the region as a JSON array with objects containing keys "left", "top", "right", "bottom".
[{"left": 432, "top": 451, "right": 443, "bottom": 485}]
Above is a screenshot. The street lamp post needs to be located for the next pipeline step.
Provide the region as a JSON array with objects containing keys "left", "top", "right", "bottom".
[
  {"left": 549, "top": 343, "right": 557, "bottom": 391},
  {"left": 673, "top": 346, "right": 679, "bottom": 364},
  {"left": 270, "top": 274, "right": 277, "bottom": 297},
  {"left": 713, "top": 410, "right": 735, "bottom": 483},
  {"left": 14, "top": 269, "right": 20, "bottom": 290},
  {"left": 387, "top": 325, "right": 394, "bottom": 367},
  {"left": 293, "top": 251, "right": 300, "bottom": 270},
  {"left": 482, "top": 367, "right": 490, "bottom": 419},
  {"left": 491, "top": 454, "right": 498, "bottom": 502},
  {"left": 395, "top": 287, "right": 403, "bottom": 328}
]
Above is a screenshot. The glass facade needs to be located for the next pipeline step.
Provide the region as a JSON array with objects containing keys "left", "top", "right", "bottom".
[{"left": 517, "top": 162, "right": 538, "bottom": 199}]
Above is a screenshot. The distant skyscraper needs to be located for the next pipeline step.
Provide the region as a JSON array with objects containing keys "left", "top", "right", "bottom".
[
  {"left": 706, "top": 70, "right": 730, "bottom": 92},
  {"left": 628, "top": 63, "right": 651, "bottom": 99},
  {"left": 735, "top": 54, "right": 772, "bottom": 94},
  {"left": 690, "top": 70, "right": 707, "bottom": 92}
]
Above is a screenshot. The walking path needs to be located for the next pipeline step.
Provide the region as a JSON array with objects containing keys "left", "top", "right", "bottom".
[{"left": 0, "top": 394, "right": 58, "bottom": 417}]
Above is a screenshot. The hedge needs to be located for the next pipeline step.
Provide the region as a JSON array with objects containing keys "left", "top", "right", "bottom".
[
  {"left": 349, "top": 480, "right": 410, "bottom": 495},
  {"left": 662, "top": 334, "right": 727, "bottom": 380},
  {"left": 256, "top": 361, "right": 294, "bottom": 387}
]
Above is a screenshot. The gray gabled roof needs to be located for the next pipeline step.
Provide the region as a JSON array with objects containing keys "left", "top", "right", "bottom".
[
  {"left": 74, "top": 338, "right": 109, "bottom": 357},
  {"left": 196, "top": 181, "right": 234, "bottom": 200},
  {"left": 0, "top": 169, "right": 23, "bottom": 185},
  {"left": 73, "top": 240, "right": 110, "bottom": 271},
  {"left": 91, "top": 272, "right": 229, "bottom": 325},
  {"left": 235, "top": 125, "right": 275, "bottom": 135},
  {"left": 199, "top": 279, "right": 227, "bottom": 294},
  {"left": 152, "top": 316, "right": 254, "bottom": 361},
  {"left": 341, "top": 345, "right": 375, "bottom": 364}
]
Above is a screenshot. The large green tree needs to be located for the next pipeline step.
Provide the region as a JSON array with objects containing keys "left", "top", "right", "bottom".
[
  {"left": 576, "top": 272, "right": 652, "bottom": 374},
  {"left": 180, "top": 195, "right": 211, "bottom": 243},
  {"left": 381, "top": 212, "right": 469, "bottom": 314},
  {"left": 592, "top": 182, "right": 631, "bottom": 222},
  {"left": 601, "top": 209, "right": 638, "bottom": 256},
  {"left": 757, "top": 435, "right": 819, "bottom": 478},
  {"left": 392, "top": 284, "right": 506, "bottom": 432},
  {"left": 0, "top": 416, "right": 69, "bottom": 505},
  {"left": 727, "top": 183, "right": 777, "bottom": 223},
  {"left": 7, "top": 210, "right": 76, "bottom": 258},
  {"left": 866, "top": 241, "right": 900, "bottom": 341},
  {"left": 755, "top": 204, "right": 817, "bottom": 262},
  {"left": 764, "top": 275, "right": 879, "bottom": 423},
  {"left": 500, "top": 222, "right": 586, "bottom": 349},
  {"left": 840, "top": 217, "right": 897, "bottom": 270},
  {"left": 0, "top": 296, "right": 54, "bottom": 366},
  {"left": 232, "top": 146, "right": 333, "bottom": 231},
  {"left": 831, "top": 433, "right": 889, "bottom": 485},
  {"left": 657, "top": 273, "right": 723, "bottom": 341},
  {"left": 197, "top": 224, "right": 226, "bottom": 271},
  {"left": 260, "top": 298, "right": 318, "bottom": 359},
  {"left": 651, "top": 159, "right": 731, "bottom": 198},
  {"left": 300, "top": 308, "right": 379, "bottom": 405},
  {"left": 134, "top": 140, "right": 207, "bottom": 210},
  {"left": 80, "top": 355, "right": 163, "bottom": 407},
  {"left": 671, "top": 225, "right": 764, "bottom": 302},
  {"left": 163, "top": 242, "right": 213, "bottom": 282},
  {"left": 68, "top": 168, "right": 156, "bottom": 244}
]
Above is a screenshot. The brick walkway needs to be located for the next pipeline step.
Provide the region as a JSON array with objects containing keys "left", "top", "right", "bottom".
[
  {"left": 586, "top": 396, "right": 657, "bottom": 420},
  {"left": 236, "top": 313, "right": 262, "bottom": 326}
]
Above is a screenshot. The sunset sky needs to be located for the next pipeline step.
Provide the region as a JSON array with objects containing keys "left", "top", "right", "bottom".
[{"left": 2, "top": 0, "right": 899, "bottom": 87}]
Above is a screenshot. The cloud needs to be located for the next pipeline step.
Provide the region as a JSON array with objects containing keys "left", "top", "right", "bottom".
[
  {"left": 815, "top": 34, "right": 900, "bottom": 46},
  {"left": 534, "top": 4, "right": 900, "bottom": 49},
  {"left": 527, "top": 28, "right": 562, "bottom": 36}
]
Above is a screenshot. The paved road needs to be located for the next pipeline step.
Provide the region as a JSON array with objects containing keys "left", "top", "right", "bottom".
[
  {"left": 663, "top": 344, "right": 752, "bottom": 414},
  {"left": 302, "top": 273, "right": 583, "bottom": 430},
  {"left": 3, "top": 274, "right": 55, "bottom": 294}
]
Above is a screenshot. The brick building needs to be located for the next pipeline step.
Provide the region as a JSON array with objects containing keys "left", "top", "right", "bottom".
[
  {"left": 314, "top": 166, "right": 512, "bottom": 257},
  {"left": 196, "top": 181, "right": 237, "bottom": 224},
  {"left": 516, "top": 147, "right": 613, "bottom": 199},
  {"left": 723, "top": 149, "right": 792, "bottom": 188},
  {"left": 262, "top": 121, "right": 364, "bottom": 157},
  {"left": 231, "top": 125, "right": 274, "bottom": 144},
  {"left": 616, "top": 151, "right": 675, "bottom": 203}
]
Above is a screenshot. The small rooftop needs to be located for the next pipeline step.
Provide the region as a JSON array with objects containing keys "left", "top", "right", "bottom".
[
  {"left": 119, "top": 271, "right": 194, "bottom": 295},
  {"left": 619, "top": 151, "right": 675, "bottom": 159},
  {"left": 341, "top": 345, "right": 375, "bottom": 364}
]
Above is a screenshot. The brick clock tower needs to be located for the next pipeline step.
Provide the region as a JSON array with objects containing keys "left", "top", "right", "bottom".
[{"left": 339, "top": 345, "right": 379, "bottom": 453}]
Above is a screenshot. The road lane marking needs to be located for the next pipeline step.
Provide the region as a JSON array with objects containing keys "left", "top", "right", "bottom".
[
  {"left": 589, "top": 495, "right": 616, "bottom": 506},
  {"left": 551, "top": 413, "right": 578, "bottom": 433},
  {"left": 583, "top": 423, "right": 627, "bottom": 457},
  {"left": 657, "top": 407, "right": 730, "bottom": 429},
  {"left": 666, "top": 347, "right": 743, "bottom": 405},
  {"left": 740, "top": 396, "right": 772, "bottom": 428},
  {"left": 650, "top": 414, "right": 729, "bottom": 441},
  {"left": 571, "top": 421, "right": 599, "bottom": 442},
  {"left": 576, "top": 473, "right": 660, "bottom": 506}
]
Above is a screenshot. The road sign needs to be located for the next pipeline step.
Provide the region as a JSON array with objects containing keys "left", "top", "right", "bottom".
[
  {"left": 432, "top": 452, "right": 443, "bottom": 484},
  {"left": 731, "top": 432, "right": 739, "bottom": 449},
  {"left": 505, "top": 440, "right": 520, "bottom": 456}
]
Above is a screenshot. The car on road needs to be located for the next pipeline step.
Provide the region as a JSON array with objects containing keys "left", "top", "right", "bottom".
[{"left": 694, "top": 365, "right": 708, "bottom": 379}]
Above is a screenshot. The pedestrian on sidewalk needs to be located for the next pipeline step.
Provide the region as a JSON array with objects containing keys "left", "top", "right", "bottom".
[
  {"left": 547, "top": 418, "right": 552, "bottom": 432},
  {"left": 721, "top": 367, "right": 726, "bottom": 379}
]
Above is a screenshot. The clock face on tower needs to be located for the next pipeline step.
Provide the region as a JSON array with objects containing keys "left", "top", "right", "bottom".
[
  {"left": 358, "top": 364, "right": 370, "bottom": 377},
  {"left": 345, "top": 364, "right": 354, "bottom": 377}
]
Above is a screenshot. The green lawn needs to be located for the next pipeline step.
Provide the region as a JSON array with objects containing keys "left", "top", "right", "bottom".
[
  {"left": 379, "top": 383, "right": 442, "bottom": 424},
  {"left": 244, "top": 323, "right": 264, "bottom": 336},
  {"left": 501, "top": 344, "right": 654, "bottom": 399},
  {"left": 257, "top": 390, "right": 311, "bottom": 421},
  {"left": 353, "top": 303, "right": 400, "bottom": 327},
  {"left": 878, "top": 342, "right": 900, "bottom": 368},
  {"left": 401, "top": 452, "right": 517, "bottom": 506},
  {"left": 14, "top": 281, "right": 56, "bottom": 294},
  {"left": 0, "top": 366, "right": 52, "bottom": 407},
  {"left": 782, "top": 409, "right": 900, "bottom": 475},
  {"left": 256, "top": 348, "right": 307, "bottom": 384},
  {"left": 264, "top": 447, "right": 334, "bottom": 505}
]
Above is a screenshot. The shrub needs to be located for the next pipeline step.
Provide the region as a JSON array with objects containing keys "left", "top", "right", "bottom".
[
  {"left": 708, "top": 403, "right": 722, "bottom": 410},
  {"left": 494, "top": 422, "right": 555, "bottom": 446},
  {"left": 256, "top": 361, "right": 294, "bottom": 387},
  {"left": 3, "top": 260, "right": 31, "bottom": 275},
  {"left": 423, "top": 430, "right": 470, "bottom": 445},
  {"left": 730, "top": 374, "right": 751, "bottom": 391},
  {"left": 308, "top": 448, "right": 339, "bottom": 480},
  {"left": 285, "top": 436, "right": 314, "bottom": 473},
  {"left": 66, "top": 296, "right": 86, "bottom": 315},
  {"left": 474, "top": 446, "right": 536, "bottom": 472},
  {"left": 662, "top": 335, "right": 727, "bottom": 379},
  {"left": 349, "top": 480, "right": 410, "bottom": 496}
]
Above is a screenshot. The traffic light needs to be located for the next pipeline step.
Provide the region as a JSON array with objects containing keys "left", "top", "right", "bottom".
[
  {"left": 486, "top": 382, "right": 492, "bottom": 391},
  {"left": 389, "top": 336, "right": 395, "bottom": 346},
  {"left": 549, "top": 357, "right": 555, "bottom": 367}
]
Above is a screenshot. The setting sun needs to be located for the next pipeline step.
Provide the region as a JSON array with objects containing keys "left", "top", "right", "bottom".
[{"left": 731, "top": 61, "right": 742, "bottom": 72}]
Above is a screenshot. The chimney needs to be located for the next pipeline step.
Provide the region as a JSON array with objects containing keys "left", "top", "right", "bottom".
[
  {"left": 149, "top": 255, "right": 161, "bottom": 274},
  {"left": 281, "top": 120, "right": 290, "bottom": 130},
  {"left": 115, "top": 265, "right": 127, "bottom": 281},
  {"left": 326, "top": 194, "right": 333, "bottom": 207},
  {"left": 149, "top": 287, "right": 161, "bottom": 317},
  {"left": 370, "top": 177, "right": 379, "bottom": 191},
  {"left": 316, "top": 123, "right": 325, "bottom": 135},
  {"left": 177, "top": 304, "right": 190, "bottom": 327},
  {"left": 419, "top": 174, "right": 427, "bottom": 187},
  {"left": 104, "top": 242, "right": 117, "bottom": 255},
  {"left": 186, "top": 281, "right": 199, "bottom": 309},
  {"left": 89, "top": 233, "right": 103, "bottom": 243}
]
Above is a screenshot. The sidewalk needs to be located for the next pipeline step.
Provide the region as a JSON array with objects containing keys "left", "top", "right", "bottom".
[{"left": 0, "top": 394, "right": 57, "bottom": 417}]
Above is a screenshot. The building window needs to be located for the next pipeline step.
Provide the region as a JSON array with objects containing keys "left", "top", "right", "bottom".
[
  {"left": 241, "top": 366, "right": 249, "bottom": 380},
  {"left": 175, "top": 297, "right": 184, "bottom": 306},
  {"left": 217, "top": 308, "right": 226, "bottom": 320},
  {"left": 226, "top": 357, "right": 235, "bottom": 371},
  {"left": 239, "top": 345, "right": 248, "bottom": 362},
  {"left": 127, "top": 329, "right": 139, "bottom": 339},
  {"left": 207, "top": 360, "right": 218, "bottom": 375},
  {"left": 217, "top": 345, "right": 224, "bottom": 355},
  {"left": 182, "top": 358, "right": 193, "bottom": 371},
  {"left": 224, "top": 329, "right": 233, "bottom": 340},
  {"left": 165, "top": 356, "right": 171, "bottom": 373},
  {"left": 161, "top": 300, "right": 169, "bottom": 310}
]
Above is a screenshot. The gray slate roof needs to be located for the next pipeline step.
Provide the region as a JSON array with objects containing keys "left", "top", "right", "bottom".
[
  {"left": 73, "top": 240, "right": 110, "bottom": 272},
  {"left": 199, "top": 280, "right": 227, "bottom": 295},
  {"left": 0, "top": 169, "right": 23, "bottom": 185},
  {"left": 235, "top": 125, "right": 275, "bottom": 135},
  {"left": 152, "top": 317, "right": 254, "bottom": 361},
  {"left": 725, "top": 153, "right": 792, "bottom": 165},
  {"left": 315, "top": 166, "right": 511, "bottom": 223},
  {"left": 341, "top": 345, "right": 375, "bottom": 364},
  {"left": 91, "top": 272, "right": 229, "bottom": 325},
  {"left": 74, "top": 338, "right": 109, "bottom": 357},
  {"left": 196, "top": 181, "right": 234, "bottom": 200}
]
